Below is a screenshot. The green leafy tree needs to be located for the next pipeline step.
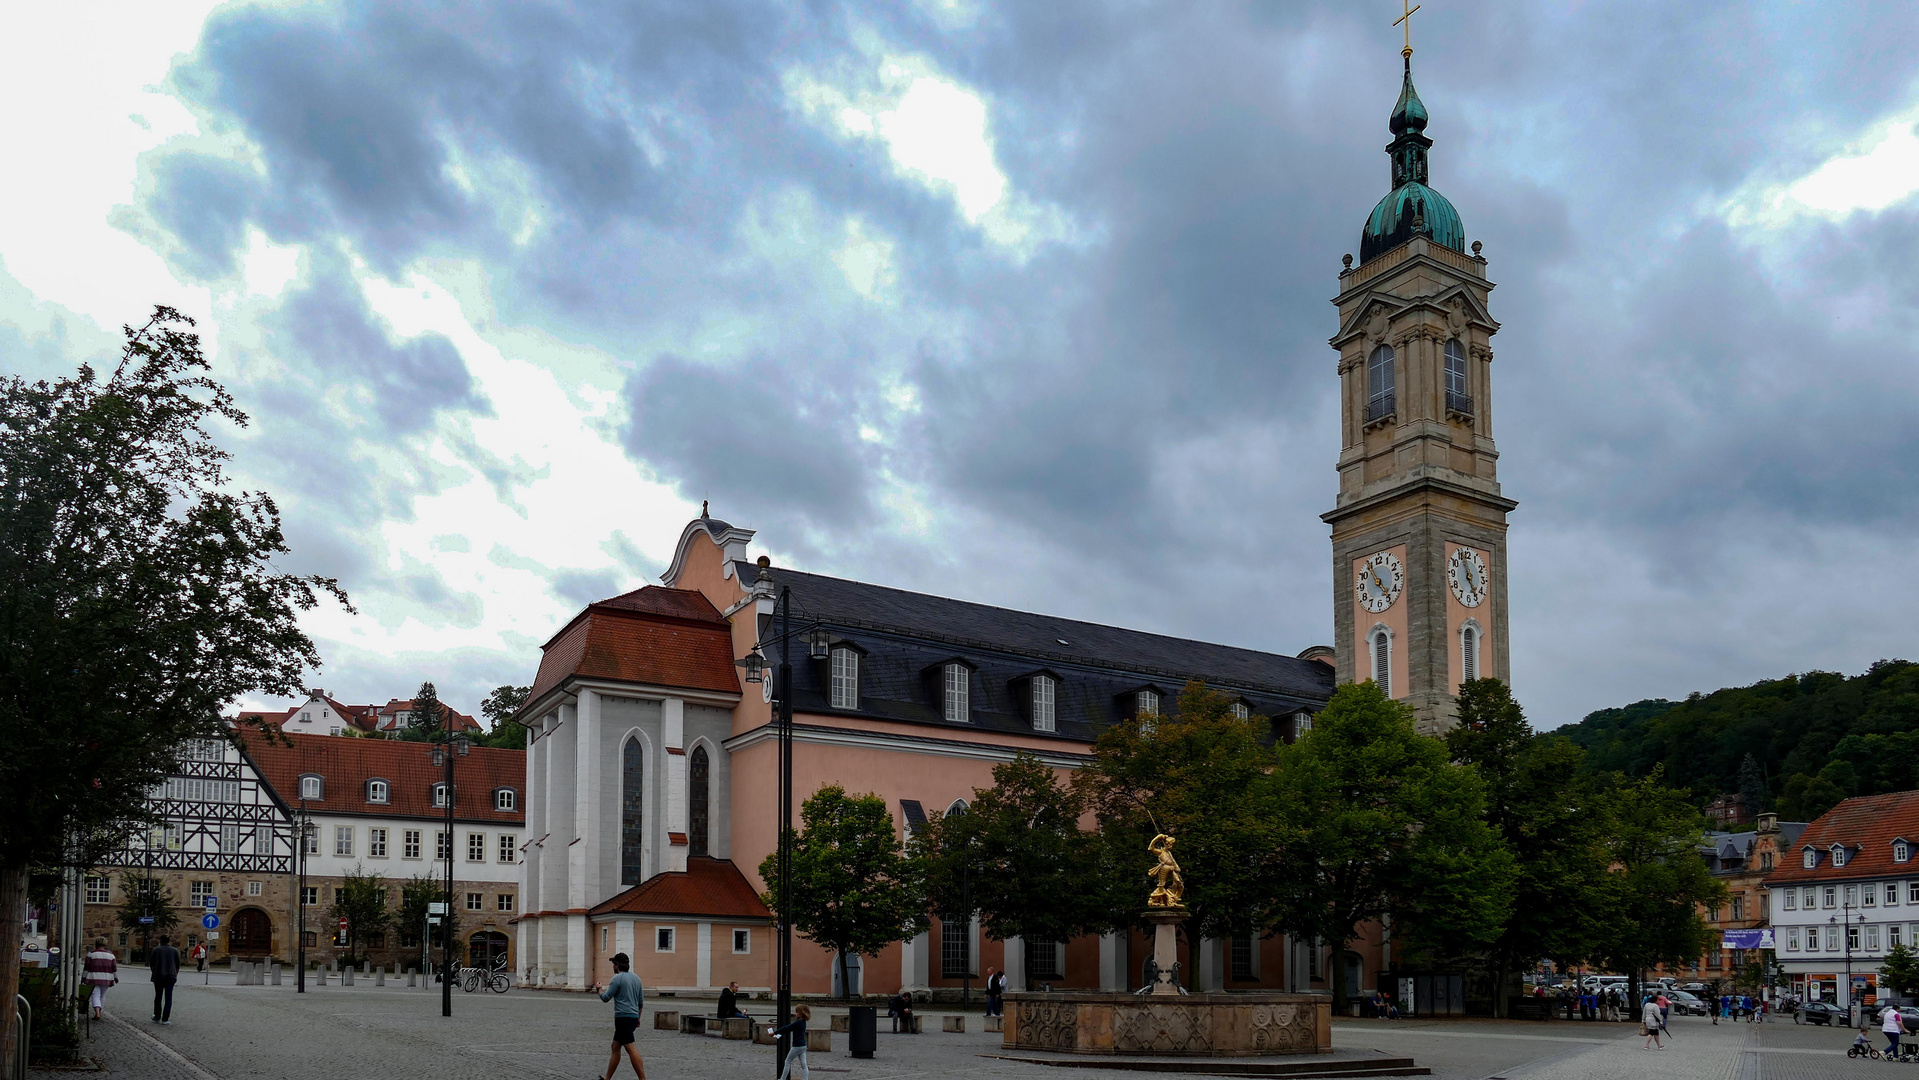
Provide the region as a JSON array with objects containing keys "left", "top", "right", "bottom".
[
  {"left": 1586, "top": 771, "right": 1727, "bottom": 1013},
  {"left": 759, "top": 784, "right": 928, "bottom": 999},
  {"left": 115, "top": 873, "right": 180, "bottom": 955},
  {"left": 916, "top": 754, "right": 1111, "bottom": 988},
  {"left": 1445, "top": 680, "right": 1611, "bottom": 1014},
  {"left": 402, "top": 681, "right": 446, "bottom": 742},
  {"left": 1883, "top": 943, "right": 1919, "bottom": 998},
  {"left": 477, "top": 685, "right": 530, "bottom": 749},
  {"left": 1081, "top": 681, "right": 1285, "bottom": 962},
  {"left": 0, "top": 308, "right": 343, "bottom": 1073},
  {"left": 329, "top": 865, "right": 393, "bottom": 967},
  {"left": 1270, "top": 681, "right": 1515, "bottom": 1009},
  {"left": 399, "top": 875, "right": 460, "bottom": 969}
]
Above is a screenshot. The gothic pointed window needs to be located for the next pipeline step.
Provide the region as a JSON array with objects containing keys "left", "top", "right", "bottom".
[
  {"left": 689, "top": 745, "right": 710, "bottom": 859},
  {"left": 621, "top": 737, "right": 644, "bottom": 886},
  {"left": 1445, "top": 338, "right": 1471, "bottom": 416},
  {"left": 1366, "top": 345, "right": 1395, "bottom": 423}
]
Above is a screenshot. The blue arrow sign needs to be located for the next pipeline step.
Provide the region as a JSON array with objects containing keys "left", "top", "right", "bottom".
[
  {"left": 138, "top": 916, "right": 155, "bottom": 925},
  {"left": 202, "top": 914, "right": 219, "bottom": 930}
]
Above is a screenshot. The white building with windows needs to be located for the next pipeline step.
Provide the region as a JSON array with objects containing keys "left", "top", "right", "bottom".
[
  {"left": 1766, "top": 791, "right": 1919, "bottom": 1010},
  {"left": 240, "top": 730, "right": 525, "bottom": 970}
]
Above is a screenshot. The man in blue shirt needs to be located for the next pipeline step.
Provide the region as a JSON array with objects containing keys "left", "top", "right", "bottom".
[{"left": 596, "top": 952, "right": 646, "bottom": 1080}]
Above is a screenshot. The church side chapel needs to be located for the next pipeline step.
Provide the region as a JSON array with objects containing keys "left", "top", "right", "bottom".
[{"left": 516, "top": 31, "right": 1512, "bottom": 1004}]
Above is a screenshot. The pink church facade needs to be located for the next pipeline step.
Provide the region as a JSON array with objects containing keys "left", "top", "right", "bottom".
[{"left": 517, "top": 513, "right": 1384, "bottom": 999}]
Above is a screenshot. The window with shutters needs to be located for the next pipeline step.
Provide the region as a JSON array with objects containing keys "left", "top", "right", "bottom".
[
  {"left": 831, "top": 648, "right": 860, "bottom": 709},
  {"left": 1369, "top": 628, "right": 1392, "bottom": 695},
  {"left": 1032, "top": 676, "right": 1056, "bottom": 732},
  {"left": 943, "top": 663, "right": 971, "bottom": 722}
]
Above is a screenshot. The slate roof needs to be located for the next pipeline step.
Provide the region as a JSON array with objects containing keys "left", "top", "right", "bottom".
[
  {"left": 528, "top": 586, "right": 740, "bottom": 704},
  {"left": 743, "top": 563, "right": 1333, "bottom": 743},
  {"left": 1701, "top": 824, "right": 1807, "bottom": 873},
  {"left": 589, "top": 858, "right": 771, "bottom": 921},
  {"left": 1764, "top": 791, "right": 1919, "bottom": 886},
  {"left": 239, "top": 730, "right": 526, "bottom": 825}
]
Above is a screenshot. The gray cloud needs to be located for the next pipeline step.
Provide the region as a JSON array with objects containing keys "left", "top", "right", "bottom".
[{"left": 132, "top": 0, "right": 1919, "bottom": 727}]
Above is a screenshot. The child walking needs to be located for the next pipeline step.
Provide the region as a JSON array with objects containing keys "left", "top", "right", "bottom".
[
  {"left": 773, "top": 1004, "right": 814, "bottom": 1080},
  {"left": 595, "top": 952, "right": 646, "bottom": 1080}
]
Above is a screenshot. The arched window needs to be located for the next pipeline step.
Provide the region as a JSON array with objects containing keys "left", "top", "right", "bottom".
[
  {"left": 366, "top": 779, "right": 388, "bottom": 804},
  {"left": 1444, "top": 338, "right": 1470, "bottom": 415},
  {"left": 1369, "top": 627, "right": 1392, "bottom": 695},
  {"left": 621, "top": 737, "right": 644, "bottom": 886},
  {"left": 1366, "top": 345, "right": 1395, "bottom": 423},
  {"left": 1460, "top": 623, "right": 1480, "bottom": 683},
  {"left": 689, "top": 745, "right": 710, "bottom": 859}
]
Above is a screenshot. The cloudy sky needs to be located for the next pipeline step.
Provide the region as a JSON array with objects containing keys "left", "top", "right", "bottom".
[{"left": 6, "top": 1, "right": 1917, "bottom": 728}]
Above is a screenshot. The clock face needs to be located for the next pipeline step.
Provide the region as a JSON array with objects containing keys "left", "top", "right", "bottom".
[
  {"left": 1355, "top": 551, "right": 1404, "bottom": 613},
  {"left": 1448, "top": 547, "right": 1488, "bottom": 607}
]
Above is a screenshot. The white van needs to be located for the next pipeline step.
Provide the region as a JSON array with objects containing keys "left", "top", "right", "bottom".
[{"left": 1582, "top": 975, "right": 1629, "bottom": 992}]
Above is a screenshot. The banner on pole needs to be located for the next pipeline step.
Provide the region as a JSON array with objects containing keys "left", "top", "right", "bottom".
[{"left": 1721, "top": 929, "right": 1774, "bottom": 949}]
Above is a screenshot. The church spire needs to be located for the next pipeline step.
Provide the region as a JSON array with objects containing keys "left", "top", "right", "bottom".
[{"left": 1358, "top": 18, "right": 1465, "bottom": 264}]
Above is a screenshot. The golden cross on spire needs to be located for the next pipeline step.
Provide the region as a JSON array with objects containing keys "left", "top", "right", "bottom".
[{"left": 1394, "top": 0, "right": 1421, "bottom": 59}]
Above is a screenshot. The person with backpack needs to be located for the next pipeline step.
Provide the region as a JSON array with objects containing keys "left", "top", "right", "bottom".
[
  {"left": 83, "top": 939, "right": 118, "bottom": 1020},
  {"left": 594, "top": 951, "right": 646, "bottom": 1080}
]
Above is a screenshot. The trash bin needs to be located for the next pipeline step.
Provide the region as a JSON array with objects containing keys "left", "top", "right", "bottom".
[{"left": 848, "top": 1005, "right": 877, "bottom": 1058}]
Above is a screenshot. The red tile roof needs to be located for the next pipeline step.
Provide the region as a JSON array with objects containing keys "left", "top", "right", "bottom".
[
  {"left": 528, "top": 587, "right": 740, "bottom": 705},
  {"left": 589, "top": 858, "right": 771, "bottom": 921},
  {"left": 1763, "top": 790, "right": 1919, "bottom": 885},
  {"left": 238, "top": 730, "right": 526, "bottom": 825}
]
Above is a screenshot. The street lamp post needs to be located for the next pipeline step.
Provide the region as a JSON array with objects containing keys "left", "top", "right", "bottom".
[
  {"left": 431, "top": 728, "right": 469, "bottom": 1019},
  {"left": 296, "top": 803, "right": 312, "bottom": 993},
  {"left": 1833, "top": 902, "right": 1869, "bottom": 1025}
]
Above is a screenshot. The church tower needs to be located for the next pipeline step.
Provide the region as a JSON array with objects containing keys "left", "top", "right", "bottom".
[{"left": 1323, "top": 49, "right": 1515, "bottom": 736}]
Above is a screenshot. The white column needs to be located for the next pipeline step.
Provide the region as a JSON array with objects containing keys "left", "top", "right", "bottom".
[
  {"left": 697, "top": 922, "right": 713, "bottom": 988},
  {"left": 570, "top": 690, "right": 599, "bottom": 909},
  {"left": 1003, "top": 934, "right": 1025, "bottom": 991},
  {"left": 1197, "top": 936, "right": 1223, "bottom": 991},
  {"left": 902, "top": 929, "right": 929, "bottom": 991},
  {"left": 543, "top": 706, "right": 574, "bottom": 914},
  {"left": 523, "top": 722, "right": 542, "bottom": 915},
  {"left": 1098, "top": 932, "right": 1122, "bottom": 991},
  {"left": 566, "top": 913, "right": 588, "bottom": 990},
  {"left": 663, "top": 697, "right": 689, "bottom": 873}
]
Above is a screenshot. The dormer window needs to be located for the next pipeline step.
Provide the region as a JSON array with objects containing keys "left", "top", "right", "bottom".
[
  {"left": 495, "top": 788, "right": 517, "bottom": 812},
  {"left": 1231, "top": 701, "right": 1251, "bottom": 720},
  {"left": 299, "top": 775, "right": 323, "bottom": 801},
  {"left": 1804, "top": 849, "right": 1817, "bottom": 869},
  {"left": 1897, "top": 841, "right": 1911, "bottom": 863},
  {"left": 1831, "top": 844, "right": 1848, "bottom": 868},
  {"left": 432, "top": 783, "right": 449, "bottom": 809},
  {"left": 942, "top": 663, "right": 971, "bottom": 723},
  {"left": 830, "top": 647, "right": 861, "bottom": 710},
  {"left": 366, "top": 779, "right": 389, "bottom": 804},
  {"left": 1031, "top": 675, "right": 1056, "bottom": 733},
  {"left": 1137, "top": 689, "right": 1160, "bottom": 717}
]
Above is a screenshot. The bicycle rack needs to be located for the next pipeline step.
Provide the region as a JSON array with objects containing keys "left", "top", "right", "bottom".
[{"left": 12, "top": 993, "right": 30, "bottom": 1077}]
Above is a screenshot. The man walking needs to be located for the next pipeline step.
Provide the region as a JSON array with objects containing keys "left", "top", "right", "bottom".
[
  {"left": 595, "top": 952, "right": 646, "bottom": 1080},
  {"left": 149, "top": 935, "right": 181, "bottom": 1025},
  {"left": 985, "top": 967, "right": 1004, "bottom": 1018}
]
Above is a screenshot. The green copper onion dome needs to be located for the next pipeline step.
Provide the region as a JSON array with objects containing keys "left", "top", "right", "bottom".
[{"left": 1360, "top": 58, "right": 1465, "bottom": 263}]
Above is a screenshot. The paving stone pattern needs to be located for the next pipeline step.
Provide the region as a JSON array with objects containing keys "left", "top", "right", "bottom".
[{"left": 48, "top": 982, "right": 1864, "bottom": 1080}]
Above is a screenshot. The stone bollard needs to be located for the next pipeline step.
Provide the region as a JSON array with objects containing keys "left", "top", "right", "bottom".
[
  {"left": 270, "top": 964, "right": 282, "bottom": 986},
  {"left": 943, "top": 1015, "right": 965, "bottom": 1033},
  {"left": 362, "top": 962, "right": 370, "bottom": 976},
  {"left": 753, "top": 1022, "right": 778, "bottom": 1045},
  {"left": 375, "top": 966, "right": 386, "bottom": 986},
  {"left": 724, "top": 1017, "right": 753, "bottom": 1040},
  {"left": 830, "top": 1014, "right": 850, "bottom": 1033},
  {"left": 342, "top": 966, "right": 354, "bottom": 986},
  {"left": 407, "top": 972, "right": 417, "bottom": 987},
  {"left": 654, "top": 1011, "right": 679, "bottom": 1030},
  {"left": 985, "top": 1016, "right": 1003, "bottom": 1033},
  {"left": 316, "top": 968, "right": 327, "bottom": 986},
  {"left": 806, "top": 1029, "right": 832, "bottom": 1053}
]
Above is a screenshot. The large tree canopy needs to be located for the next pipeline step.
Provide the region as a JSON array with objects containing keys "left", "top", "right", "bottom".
[{"left": 0, "top": 307, "right": 342, "bottom": 1074}]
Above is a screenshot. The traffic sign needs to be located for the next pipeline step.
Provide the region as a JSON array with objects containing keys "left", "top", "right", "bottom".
[
  {"left": 202, "top": 914, "right": 219, "bottom": 930},
  {"left": 202, "top": 894, "right": 217, "bottom": 910},
  {"left": 428, "top": 902, "right": 447, "bottom": 915},
  {"left": 138, "top": 916, "right": 155, "bottom": 925},
  {"left": 337, "top": 917, "right": 348, "bottom": 931},
  {"left": 206, "top": 932, "right": 218, "bottom": 940}
]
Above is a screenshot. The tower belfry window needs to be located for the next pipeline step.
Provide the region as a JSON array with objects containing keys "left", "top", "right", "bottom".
[
  {"left": 1367, "top": 345, "right": 1396, "bottom": 423},
  {"left": 1370, "top": 628, "right": 1392, "bottom": 695},
  {"left": 1460, "top": 624, "right": 1479, "bottom": 683},
  {"left": 1445, "top": 338, "right": 1471, "bottom": 416}
]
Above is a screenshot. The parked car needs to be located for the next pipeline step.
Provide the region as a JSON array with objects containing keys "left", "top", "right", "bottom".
[
  {"left": 1679, "top": 982, "right": 1708, "bottom": 993},
  {"left": 1667, "top": 991, "right": 1709, "bottom": 1016},
  {"left": 1798, "top": 1001, "right": 1848, "bottom": 1026},
  {"left": 1878, "top": 1005, "right": 1919, "bottom": 1027}
]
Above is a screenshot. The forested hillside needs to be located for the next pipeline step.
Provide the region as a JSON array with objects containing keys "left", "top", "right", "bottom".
[{"left": 1556, "top": 660, "right": 1919, "bottom": 822}]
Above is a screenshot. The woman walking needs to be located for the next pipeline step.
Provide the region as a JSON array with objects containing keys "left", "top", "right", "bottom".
[
  {"left": 83, "top": 939, "right": 118, "bottom": 1020},
  {"left": 773, "top": 1004, "right": 814, "bottom": 1080},
  {"left": 1641, "top": 1002, "right": 1665, "bottom": 1050}
]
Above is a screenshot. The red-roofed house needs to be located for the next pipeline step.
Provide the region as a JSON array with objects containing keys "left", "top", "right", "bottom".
[
  {"left": 1765, "top": 790, "right": 1919, "bottom": 1012},
  {"left": 242, "top": 689, "right": 480, "bottom": 738}
]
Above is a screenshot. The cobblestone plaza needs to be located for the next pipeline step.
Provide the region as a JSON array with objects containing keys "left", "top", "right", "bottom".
[{"left": 36, "top": 976, "right": 1864, "bottom": 1080}]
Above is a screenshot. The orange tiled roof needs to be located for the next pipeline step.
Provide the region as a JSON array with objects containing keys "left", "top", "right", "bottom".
[
  {"left": 238, "top": 730, "right": 525, "bottom": 824},
  {"left": 1764, "top": 790, "right": 1919, "bottom": 885},
  {"left": 590, "top": 858, "right": 771, "bottom": 920},
  {"left": 528, "top": 587, "right": 739, "bottom": 704}
]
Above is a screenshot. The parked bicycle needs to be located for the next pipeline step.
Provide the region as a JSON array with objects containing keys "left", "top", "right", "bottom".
[{"left": 460, "top": 956, "right": 511, "bottom": 994}]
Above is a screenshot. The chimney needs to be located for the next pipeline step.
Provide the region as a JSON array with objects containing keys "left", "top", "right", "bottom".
[{"left": 1758, "top": 812, "right": 1778, "bottom": 834}]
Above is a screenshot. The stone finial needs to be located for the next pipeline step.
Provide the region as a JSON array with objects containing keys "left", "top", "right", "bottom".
[{"left": 1342, "top": 253, "right": 1354, "bottom": 270}]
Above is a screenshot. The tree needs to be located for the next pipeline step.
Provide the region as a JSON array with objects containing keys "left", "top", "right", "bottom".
[
  {"left": 1269, "top": 681, "right": 1515, "bottom": 1010},
  {"left": 402, "top": 681, "right": 446, "bottom": 742},
  {"left": 1081, "top": 681, "right": 1285, "bottom": 964},
  {"left": 1736, "top": 753, "right": 1767, "bottom": 817},
  {"left": 0, "top": 308, "right": 343, "bottom": 1074},
  {"left": 916, "top": 754, "right": 1111, "bottom": 988},
  {"left": 759, "top": 784, "right": 928, "bottom": 998},
  {"left": 400, "top": 875, "right": 459, "bottom": 970},
  {"left": 1585, "top": 771, "right": 1727, "bottom": 1014},
  {"left": 477, "top": 685, "right": 530, "bottom": 749},
  {"left": 1445, "top": 679, "right": 1612, "bottom": 1014},
  {"left": 1882, "top": 943, "right": 1919, "bottom": 998},
  {"left": 115, "top": 872, "right": 179, "bottom": 956},
  {"left": 329, "top": 865, "right": 393, "bottom": 968}
]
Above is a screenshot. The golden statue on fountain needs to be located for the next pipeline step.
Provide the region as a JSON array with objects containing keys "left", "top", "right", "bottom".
[{"left": 1146, "top": 833, "right": 1184, "bottom": 909}]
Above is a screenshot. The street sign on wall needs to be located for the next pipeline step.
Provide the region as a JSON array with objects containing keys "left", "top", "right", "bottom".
[
  {"left": 201, "top": 914, "right": 219, "bottom": 930},
  {"left": 202, "top": 894, "right": 217, "bottom": 910}
]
